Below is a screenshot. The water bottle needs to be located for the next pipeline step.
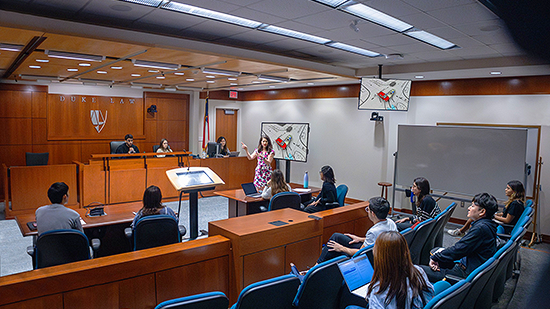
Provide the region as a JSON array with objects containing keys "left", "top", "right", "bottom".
[{"left": 304, "top": 171, "right": 309, "bottom": 189}]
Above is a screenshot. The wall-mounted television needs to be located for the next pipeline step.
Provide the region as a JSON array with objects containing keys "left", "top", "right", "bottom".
[
  {"left": 358, "top": 78, "right": 411, "bottom": 111},
  {"left": 261, "top": 122, "right": 310, "bottom": 162}
]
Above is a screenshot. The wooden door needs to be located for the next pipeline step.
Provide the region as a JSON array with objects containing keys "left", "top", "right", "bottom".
[{"left": 215, "top": 108, "right": 238, "bottom": 151}]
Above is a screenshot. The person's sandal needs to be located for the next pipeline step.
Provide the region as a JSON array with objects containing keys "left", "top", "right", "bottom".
[{"left": 447, "top": 228, "right": 465, "bottom": 237}]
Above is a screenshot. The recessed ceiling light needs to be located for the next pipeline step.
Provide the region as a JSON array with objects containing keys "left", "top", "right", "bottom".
[
  {"left": 228, "top": 77, "right": 237, "bottom": 81},
  {"left": 35, "top": 59, "right": 49, "bottom": 63},
  {"left": 111, "top": 66, "right": 123, "bottom": 70},
  {"left": 415, "top": 75, "right": 424, "bottom": 79},
  {"left": 307, "top": 82, "right": 315, "bottom": 85},
  {"left": 29, "top": 65, "right": 41, "bottom": 69},
  {"left": 186, "top": 78, "right": 195, "bottom": 82},
  {"left": 252, "top": 80, "right": 261, "bottom": 83},
  {"left": 206, "top": 75, "right": 216, "bottom": 78},
  {"left": 79, "top": 63, "right": 91, "bottom": 67},
  {"left": 230, "top": 83, "right": 238, "bottom": 85},
  {"left": 131, "top": 73, "right": 141, "bottom": 77},
  {"left": 206, "top": 80, "right": 215, "bottom": 83},
  {"left": 174, "top": 72, "right": 185, "bottom": 75},
  {"left": 97, "top": 71, "right": 107, "bottom": 74},
  {"left": 67, "top": 68, "right": 78, "bottom": 72},
  {"left": 238, "top": 88, "right": 244, "bottom": 90},
  {"left": 258, "top": 25, "right": 331, "bottom": 44},
  {"left": 161, "top": 2, "right": 263, "bottom": 29},
  {"left": 45, "top": 50, "right": 105, "bottom": 62},
  {"left": 156, "top": 76, "right": 166, "bottom": 79},
  {"left": 148, "top": 69, "right": 159, "bottom": 73},
  {"left": 269, "top": 85, "right": 276, "bottom": 88},
  {"left": 404, "top": 30, "right": 457, "bottom": 49},
  {"left": 490, "top": 71, "right": 502, "bottom": 75}
]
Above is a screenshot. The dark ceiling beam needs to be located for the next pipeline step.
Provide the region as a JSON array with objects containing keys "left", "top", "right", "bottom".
[{"left": 2, "top": 35, "right": 47, "bottom": 79}]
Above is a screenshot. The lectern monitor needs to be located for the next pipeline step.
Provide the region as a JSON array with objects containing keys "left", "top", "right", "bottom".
[{"left": 166, "top": 167, "right": 225, "bottom": 191}]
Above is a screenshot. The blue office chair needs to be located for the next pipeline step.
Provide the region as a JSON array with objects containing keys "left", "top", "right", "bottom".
[
  {"left": 155, "top": 291, "right": 229, "bottom": 309},
  {"left": 336, "top": 184, "right": 349, "bottom": 206},
  {"left": 25, "top": 152, "right": 49, "bottom": 166},
  {"left": 497, "top": 204, "right": 533, "bottom": 237},
  {"left": 454, "top": 257, "right": 499, "bottom": 309},
  {"left": 293, "top": 255, "right": 348, "bottom": 309},
  {"left": 125, "top": 215, "right": 186, "bottom": 251},
  {"left": 423, "top": 280, "right": 471, "bottom": 309},
  {"left": 27, "top": 229, "right": 94, "bottom": 269},
  {"left": 230, "top": 274, "right": 300, "bottom": 309},
  {"left": 264, "top": 191, "right": 301, "bottom": 212}
]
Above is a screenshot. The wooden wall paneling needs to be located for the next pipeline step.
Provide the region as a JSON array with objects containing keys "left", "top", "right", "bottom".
[
  {"left": 322, "top": 221, "right": 355, "bottom": 244},
  {"left": 201, "top": 158, "right": 230, "bottom": 192},
  {"left": 32, "top": 142, "right": 82, "bottom": 165},
  {"left": 215, "top": 108, "right": 238, "bottom": 151},
  {"left": 0, "top": 118, "right": 32, "bottom": 145},
  {"left": 243, "top": 246, "right": 285, "bottom": 287},
  {"left": 169, "top": 141, "right": 187, "bottom": 152},
  {"left": 284, "top": 236, "right": 321, "bottom": 273},
  {"left": 155, "top": 96, "right": 189, "bottom": 121},
  {"left": 3, "top": 164, "right": 8, "bottom": 205},
  {"left": 8, "top": 164, "right": 78, "bottom": 215},
  {"left": 354, "top": 217, "right": 374, "bottom": 237},
  {"left": 0, "top": 294, "right": 63, "bottom": 309},
  {"left": 0, "top": 145, "right": 27, "bottom": 167},
  {"left": 63, "top": 274, "right": 156, "bottom": 309},
  {"left": 0, "top": 90, "right": 32, "bottom": 118},
  {"left": 31, "top": 90, "right": 47, "bottom": 118},
  {"left": 109, "top": 168, "right": 146, "bottom": 204},
  {"left": 144, "top": 119, "right": 157, "bottom": 146},
  {"left": 146, "top": 158, "right": 181, "bottom": 199},
  {"left": 155, "top": 255, "right": 230, "bottom": 304},
  {"left": 81, "top": 161, "right": 106, "bottom": 206},
  {"left": 32, "top": 118, "right": 47, "bottom": 144},
  {"left": 81, "top": 142, "right": 111, "bottom": 163},
  {"left": 156, "top": 120, "right": 187, "bottom": 146}
]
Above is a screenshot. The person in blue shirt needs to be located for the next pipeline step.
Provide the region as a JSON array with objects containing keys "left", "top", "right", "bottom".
[{"left": 131, "top": 185, "right": 177, "bottom": 228}]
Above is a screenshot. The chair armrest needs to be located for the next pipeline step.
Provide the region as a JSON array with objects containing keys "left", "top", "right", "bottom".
[
  {"left": 178, "top": 225, "right": 187, "bottom": 238},
  {"left": 91, "top": 238, "right": 101, "bottom": 251},
  {"left": 124, "top": 227, "right": 133, "bottom": 238},
  {"left": 26, "top": 245, "right": 34, "bottom": 257},
  {"left": 497, "top": 233, "right": 511, "bottom": 240},
  {"left": 325, "top": 202, "right": 340, "bottom": 209},
  {"left": 444, "top": 274, "right": 463, "bottom": 285}
]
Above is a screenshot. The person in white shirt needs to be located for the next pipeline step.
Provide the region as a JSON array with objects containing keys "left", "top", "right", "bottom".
[{"left": 261, "top": 169, "right": 291, "bottom": 199}]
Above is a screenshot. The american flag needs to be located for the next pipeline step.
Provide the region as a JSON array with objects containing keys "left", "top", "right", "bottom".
[{"left": 202, "top": 97, "right": 209, "bottom": 150}]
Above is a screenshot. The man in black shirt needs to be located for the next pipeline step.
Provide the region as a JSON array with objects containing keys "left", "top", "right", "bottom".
[
  {"left": 115, "top": 134, "right": 139, "bottom": 154},
  {"left": 421, "top": 192, "right": 498, "bottom": 282}
]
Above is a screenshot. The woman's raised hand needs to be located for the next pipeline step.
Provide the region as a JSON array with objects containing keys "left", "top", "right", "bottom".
[{"left": 241, "top": 142, "right": 248, "bottom": 150}]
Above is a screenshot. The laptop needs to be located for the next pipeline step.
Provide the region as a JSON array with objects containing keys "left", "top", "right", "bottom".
[
  {"left": 241, "top": 182, "right": 262, "bottom": 198},
  {"left": 337, "top": 254, "right": 375, "bottom": 298},
  {"left": 228, "top": 151, "right": 240, "bottom": 157}
]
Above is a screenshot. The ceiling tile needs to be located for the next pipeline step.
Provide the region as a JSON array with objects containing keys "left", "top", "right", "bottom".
[
  {"left": 134, "top": 8, "right": 206, "bottom": 30},
  {"left": 401, "top": 0, "right": 478, "bottom": 12},
  {"left": 427, "top": 3, "right": 498, "bottom": 26},
  {"left": 399, "top": 12, "right": 447, "bottom": 30},
  {"left": 228, "top": 7, "right": 286, "bottom": 24},
  {"left": 247, "top": 0, "right": 328, "bottom": 20},
  {"left": 81, "top": 0, "right": 156, "bottom": 20},
  {"left": 217, "top": 29, "right": 285, "bottom": 45},
  {"left": 362, "top": 0, "right": 420, "bottom": 18},
  {"left": 294, "top": 10, "right": 357, "bottom": 31}
]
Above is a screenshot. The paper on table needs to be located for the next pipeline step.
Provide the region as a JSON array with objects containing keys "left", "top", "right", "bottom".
[
  {"left": 293, "top": 188, "right": 311, "bottom": 193},
  {"left": 80, "top": 218, "right": 87, "bottom": 225}
]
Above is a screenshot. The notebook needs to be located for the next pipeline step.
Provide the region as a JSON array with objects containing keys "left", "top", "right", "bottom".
[
  {"left": 228, "top": 151, "right": 240, "bottom": 157},
  {"left": 241, "top": 182, "right": 262, "bottom": 198},
  {"left": 337, "top": 254, "right": 375, "bottom": 298}
]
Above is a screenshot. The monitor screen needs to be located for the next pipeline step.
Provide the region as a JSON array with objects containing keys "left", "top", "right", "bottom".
[
  {"left": 358, "top": 78, "right": 411, "bottom": 111},
  {"left": 261, "top": 122, "right": 310, "bottom": 162},
  {"left": 176, "top": 171, "right": 214, "bottom": 187},
  {"left": 207, "top": 142, "right": 220, "bottom": 157}
]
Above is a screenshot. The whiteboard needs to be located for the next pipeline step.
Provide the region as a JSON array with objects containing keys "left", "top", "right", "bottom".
[{"left": 396, "top": 125, "right": 527, "bottom": 200}]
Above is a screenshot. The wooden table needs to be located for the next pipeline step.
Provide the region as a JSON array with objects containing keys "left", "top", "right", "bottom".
[
  {"left": 214, "top": 183, "right": 320, "bottom": 217},
  {"left": 209, "top": 208, "right": 322, "bottom": 303}
]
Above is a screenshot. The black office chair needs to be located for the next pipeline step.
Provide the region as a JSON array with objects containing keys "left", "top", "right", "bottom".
[
  {"left": 27, "top": 229, "right": 96, "bottom": 269},
  {"left": 407, "top": 218, "right": 436, "bottom": 265},
  {"left": 153, "top": 145, "right": 160, "bottom": 152},
  {"left": 25, "top": 152, "right": 49, "bottom": 166},
  {"left": 262, "top": 192, "right": 301, "bottom": 212},
  {"left": 230, "top": 274, "right": 301, "bottom": 309},
  {"left": 110, "top": 141, "right": 125, "bottom": 154},
  {"left": 155, "top": 291, "right": 229, "bottom": 309},
  {"left": 125, "top": 215, "right": 186, "bottom": 251},
  {"left": 420, "top": 203, "right": 457, "bottom": 265}
]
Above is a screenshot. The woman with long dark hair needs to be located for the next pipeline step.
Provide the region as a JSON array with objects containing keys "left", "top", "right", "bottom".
[
  {"left": 396, "top": 177, "right": 440, "bottom": 231},
  {"left": 216, "top": 136, "right": 230, "bottom": 157},
  {"left": 131, "top": 185, "right": 177, "bottom": 228},
  {"left": 302, "top": 165, "right": 337, "bottom": 213},
  {"left": 241, "top": 135, "right": 275, "bottom": 191}
]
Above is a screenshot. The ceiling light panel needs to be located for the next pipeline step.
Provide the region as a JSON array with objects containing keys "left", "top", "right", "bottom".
[
  {"left": 202, "top": 67, "right": 241, "bottom": 76},
  {"left": 326, "top": 42, "right": 381, "bottom": 57},
  {"left": 257, "top": 74, "right": 289, "bottom": 82},
  {"left": 132, "top": 59, "right": 180, "bottom": 70},
  {"left": 0, "top": 43, "right": 24, "bottom": 51},
  {"left": 311, "top": 0, "right": 351, "bottom": 8},
  {"left": 259, "top": 25, "right": 331, "bottom": 44},
  {"left": 45, "top": 50, "right": 105, "bottom": 62},
  {"left": 119, "top": 0, "right": 165, "bottom": 7},
  {"left": 340, "top": 3, "right": 413, "bottom": 32},
  {"left": 161, "top": 2, "right": 262, "bottom": 29},
  {"left": 404, "top": 30, "right": 457, "bottom": 49}
]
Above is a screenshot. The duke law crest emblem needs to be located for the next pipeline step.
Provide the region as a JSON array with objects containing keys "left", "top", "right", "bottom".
[{"left": 90, "top": 110, "right": 107, "bottom": 133}]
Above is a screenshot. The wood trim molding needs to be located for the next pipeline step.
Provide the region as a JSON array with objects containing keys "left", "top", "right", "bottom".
[{"left": 0, "top": 83, "right": 48, "bottom": 92}]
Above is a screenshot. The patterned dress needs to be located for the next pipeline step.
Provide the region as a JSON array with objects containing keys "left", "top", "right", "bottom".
[{"left": 253, "top": 148, "right": 275, "bottom": 190}]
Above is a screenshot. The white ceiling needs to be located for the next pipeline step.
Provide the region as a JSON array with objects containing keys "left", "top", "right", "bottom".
[{"left": 0, "top": 0, "right": 549, "bottom": 90}]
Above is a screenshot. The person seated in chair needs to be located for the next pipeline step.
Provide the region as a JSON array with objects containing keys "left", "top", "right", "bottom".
[
  {"left": 261, "top": 169, "right": 291, "bottom": 200},
  {"left": 302, "top": 165, "right": 337, "bottom": 213},
  {"left": 131, "top": 185, "right": 177, "bottom": 228},
  {"left": 421, "top": 193, "right": 498, "bottom": 283},
  {"left": 315, "top": 197, "right": 397, "bottom": 263},
  {"left": 35, "top": 182, "right": 83, "bottom": 235},
  {"left": 116, "top": 134, "right": 140, "bottom": 154}
]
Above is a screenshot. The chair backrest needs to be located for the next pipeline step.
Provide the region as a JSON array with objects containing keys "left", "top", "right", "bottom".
[
  {"left": 110, "top": 141, "right": 125, "bottom": 154},
  {"left": 133, "top": 215, "right": 180, "bottom": 250},
  {"left": 459, "top": 257, "right": 499, "bottom": 309},
  {"left": 232, "top": 275, "right": 300, "bottom": 309},
  {"left": 351, "top": 244, "right": 374, "bottom": 265},
  {"left": 25, "top": 152, "right": 49, "bottom": 166},
  {"left": 293, "top": 255, "right": 347, "bottom": 309},
  {"left": 155, "top": 291, "right": 229, "bottom": 309},
  {"left": 407, "top": 218, "right": 436, "bottom": 264},
  {"left": 35, "top": 229, "right": 91, "bottom": 269},
  {"left": 400, "top": 228, "right": 415, "bottom": 246},
  {"left": 336, "top": 184, "right": 348, "bottom": 206},
  {"left": 483, "top": 240, "right": 518, "bottom": 306},
  {"left": 510, "top": 206, "right": 533, "bottom": 236},
  {"left": 423, "top": 280, "right": 471, "bottom": 309},
  {"left": 153, "top": 145, "right": 161, "bottom": 152},
  {"left": 434, "top": 202, "right": 457, "bottom": 247},
  {"left": 420, "top": 203, "right": 457, "bottom": 265},
  {"left": 268, "top": 192, "right": 301, "bottom": 211}
]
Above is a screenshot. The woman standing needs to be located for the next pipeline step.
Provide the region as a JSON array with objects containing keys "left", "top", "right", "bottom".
[
  {"left": 156, "top": 138, "right": 173, "bottom": 157},
  {"left": 242, "top": 136, "right": 275, "bottom": 191},
  {"left": 216, "top": 136, "right": 230, "bottom": 157},
  {"left": 131, "top": 185, "right": 177, "bottom": 228},
  {"left": 395, "top": 177, "right": 440, "bottom": 231}
]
